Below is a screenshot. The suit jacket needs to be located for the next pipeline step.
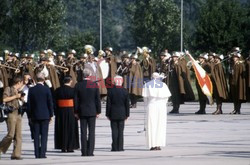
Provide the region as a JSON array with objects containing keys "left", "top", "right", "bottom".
[
  {"left": 74, "top": 80, "right": 101, "bottom": 117},
  {"left": 27, "top": 83, "right": 54, "bottom": 120},
  {"left": 106, "top": 86, "right": 130, "bottom": 120}
]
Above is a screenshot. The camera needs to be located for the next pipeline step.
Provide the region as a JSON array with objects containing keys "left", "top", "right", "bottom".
[
  {"left": 0, "top": 104, "right": 14, "bottom": 120},
  {"left": 27, "top": 78, "right": 34, "bottom": 86},
  {"left": 18, "top": 91, "right": 26, "bottom": 97}
]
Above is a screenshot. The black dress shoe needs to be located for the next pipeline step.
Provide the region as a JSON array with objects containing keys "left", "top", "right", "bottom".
[
  {"left": 169, "top": 109, "right": 179, "bottom": 114},
  {"left": 230, "top": 110, "right": 240, "bottom": 114},
  {"left": 61, "top": 149, "right": 66, "bottom": 152},
  {"left": 130, "top": 104, "right": 137, "bottom": 108},
  {"left": 150, "top": 147, "right": 157, "bottom": 151},
  {"left": 67, "top": 150, "right": 74, "bottom": 153},
  {"left": 212, "top": 109, "right": 222, "bottom": 115},
  {"left": 11, "top": 157, "right": 23, "bottom": 160},
  {"left": 195, "top": 110, "right": 206, "bottom": 114},
  {"left": 39, "top": 156, "right": 47, "bottom": 159},
  {"left": 156, "top": 147, "right": 161, "bottom": 150}
]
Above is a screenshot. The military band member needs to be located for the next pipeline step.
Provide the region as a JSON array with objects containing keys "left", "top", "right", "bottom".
[
  {"left": 194, "top": 53, "right": 211, "bottom": 114},
  {"left": 65, "top": 49, "right": 77, "bottom": 87},
  {"left": 0, "top": 57, "right": 9, "bottom": 103},
  {"left": 229, "top": 53, "right": 246, "bottom": 114},
  {"left": 211, "top": 54, "right": 228, "bottom": 114},
  {"left": 246, "top": 52, "right": 250, "bottom": 102},
  {"left": 157, "top": 51, "right": 171, "bottom": 85},
  {"left": 168, "top": 52, "right": 195, "bottom": 114},
  {"left": 39, "top": 50, "right": 47, "bottom": 60},
  {"left": 85, "top": 54, "right": 107, "bottom": 96},
  {"left": 24, "top": 54, "right": 36, "bottom": 79},
  {"left": 117, "top": 53, "right": 131, "bottom": 90},
  {"left": 35, "top": 57, "right": 60, "bottom": 91},
  {"left": 141, "top": 47, "right": 156, "bottom": 82},
  {"left": 8, "top": 53, "right": 21, "bottom": 83},
  {"left": 76, "top": 54, "right": 88, "bottom": 82},
  {"left": 128, "top": 54, "right": 143, "bottom": 108},
  {"left": 67, "top": 49, "right": 77, "bottom": 65},
  {"left": 56, "top": 52, "right": 67, "bottom": 86},
  {"left": 97, "top": 50, "right": 106, "bottom": 60},
  {"left": 105, "top": 47, "right": 117, "bottom": 87},
  {"left": 47, "top": 49, "right": 55, "bottom": 66}
]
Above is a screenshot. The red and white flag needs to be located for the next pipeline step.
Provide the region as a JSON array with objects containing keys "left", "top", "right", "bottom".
[{"left": 186, "top": 52, "right": 213, "bottom": 104}]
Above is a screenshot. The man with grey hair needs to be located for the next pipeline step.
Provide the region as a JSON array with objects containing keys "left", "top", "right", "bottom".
[
  {"left": 74, "top": 68, "right": 101, "bottom": 156},
  {"left": 106, "top": 75, "right": 130, "bottom": 151},
  {"left": 27, "top": 73, "right": 54, "bottom": 158}
]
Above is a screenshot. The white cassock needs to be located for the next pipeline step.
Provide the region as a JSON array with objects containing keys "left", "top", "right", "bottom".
[{"left": 142, "top": 79, "right": 171, "bottom": 148}]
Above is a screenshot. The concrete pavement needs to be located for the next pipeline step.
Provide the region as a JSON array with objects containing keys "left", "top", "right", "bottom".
[{"left": 0, "top": 102, "right": 250, "bottom": 165}]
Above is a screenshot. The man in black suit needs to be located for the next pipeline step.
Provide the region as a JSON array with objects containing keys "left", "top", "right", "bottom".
[
  {"left": 27, "top": 73, "right": 54, "bottom": 158},
  {"left": 106, "top": 75, "right": 130, "bottom": 151},
  {"left": 74, "top": 68, "right": 101, "bottom": 156}
]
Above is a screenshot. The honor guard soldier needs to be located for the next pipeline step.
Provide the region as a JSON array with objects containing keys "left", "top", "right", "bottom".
[
  {"left": 141, "top": 47, "right": 156, "bottom": 82},
  {"left": 116, "top": 53, "right": 131, "bottom": 90},
  {"left": 76, "top": 53, "right": 88, "bottom": 82},
  {"left": 229, "top": 50, "right": 246, "bottom": 114},
  {"left": 0, "top": 57, "right": 9, "bottom": 103},
  {"left": 168, "top": 52, "right": 195, "bottom": 114},
  {"left": 211, "top": 54, "right": 228, "bottom": 114},
  {"left": 194, "top": 53, "right": 211, "bottom": 114},
  {"left": 128, "top": 54, "right": 143, "bottom": 108},
  {"left": 246, "top": 52, "right": 250, "bottom": 102},
  {"left": 104, "top": 47, "right": 117, "bottom": 87}
]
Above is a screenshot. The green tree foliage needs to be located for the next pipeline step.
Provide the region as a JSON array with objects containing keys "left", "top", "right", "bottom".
[
  {"left": 0, "top": 0, "right": 65, "bottom": 53},
  {"left": 193, "top": 0, "right": 247, "bottom": 54},
  {"left": 174, "top": 0, "right": 204, "bottom": 51},
  {"left": 243, "top": 1, "right": 250, "bottom": 55},
  {"left": 127, "top": 0, "right": 180, "bottom": 55},
  {"left": 63, "top": 0, "right": 134, "bottom": 51}
]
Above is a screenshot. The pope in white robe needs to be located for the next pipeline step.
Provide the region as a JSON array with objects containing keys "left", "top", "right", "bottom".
[{"left": 142, "top": 72, "right": 171, "bottom": 150}]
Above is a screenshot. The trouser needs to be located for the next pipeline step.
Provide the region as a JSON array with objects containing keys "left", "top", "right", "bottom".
[
  {"left": 0, "top": 110, "right": 22, "bottom": 158},
  {"left": 33, "top": 120, "right": 49, "bottom": 158},
  {"left": 199, "top": 99, "right": 207, "bottom": 112},
  {"left": 80, "top": 116, "right": 96, "bottom": 156},
  {"left": 111, "top": 120, "right": 125, "bottom": 151},
  {"left": 215, "top": 97, "right": 223, "bottom": 111},
  {"left": 233, "top": 101, "right": 242, "bottom": 113},
  {"left": 197, "top": 84, "right": 207, "bottom": 112}
]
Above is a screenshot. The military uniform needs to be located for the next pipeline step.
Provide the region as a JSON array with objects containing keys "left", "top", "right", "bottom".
[
  {"left": 128, "top": 56, "right": 143, "bottom": 108},
  {"left": 169, "top": 53, "right": 195, "bottom": 114},
  {"left": 211, "top": 55, "right": 228, "bottom": 114},
  {"left": 229, "top": 58, "right": 246, "bottom": 114},
  {"left": 194, "top": 54, "right": 211, "bottom": 114}
]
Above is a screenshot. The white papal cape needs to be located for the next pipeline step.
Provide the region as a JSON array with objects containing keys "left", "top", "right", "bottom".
[{"left": 142, "top": 79, "right": 171, "bottom": 148}]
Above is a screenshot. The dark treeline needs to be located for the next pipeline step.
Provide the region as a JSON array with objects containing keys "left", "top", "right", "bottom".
[{"left": 0, "top": 0, "right": 249, "bottom": 57}]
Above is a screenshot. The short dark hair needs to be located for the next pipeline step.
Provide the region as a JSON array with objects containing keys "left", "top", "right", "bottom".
[
  {"left": 63, "top": 76, "right": 72, "bottom": 84},
  {"left": 12, "top": 76, "right": 23, "bottom": 86}
]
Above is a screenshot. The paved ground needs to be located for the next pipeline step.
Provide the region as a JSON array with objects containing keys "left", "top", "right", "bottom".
[{"left": 0, "top": 102, "right": 250, "bottom": 165}]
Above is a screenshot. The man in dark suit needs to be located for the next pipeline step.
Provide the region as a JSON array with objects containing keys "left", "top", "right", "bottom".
[
  {"left": 27, "top": 73, "right": 54, "bottom": 158},
  {"left": 74, "top": 68, "right": 101, "bottom": 156},
  {"left": 106, "top": 75, "right": 130, "bottom": 151}
]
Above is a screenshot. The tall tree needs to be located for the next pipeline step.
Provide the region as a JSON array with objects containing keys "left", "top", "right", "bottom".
[
  {"left": 63, "top": 0, "right": 134, "bottom": 52},
  {"left": 193, "top": 0, "right": 247, "bottom": 54},
  {"left": 1, "top": 0, "right": 65, "bottom": 53},
  {"left": 127, "top": 0, "right": 181, "bottom": 55}
]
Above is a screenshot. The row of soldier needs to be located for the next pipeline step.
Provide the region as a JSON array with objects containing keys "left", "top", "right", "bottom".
[{"left": 0, "top": 46, "right": 250, "bottom": 114}]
